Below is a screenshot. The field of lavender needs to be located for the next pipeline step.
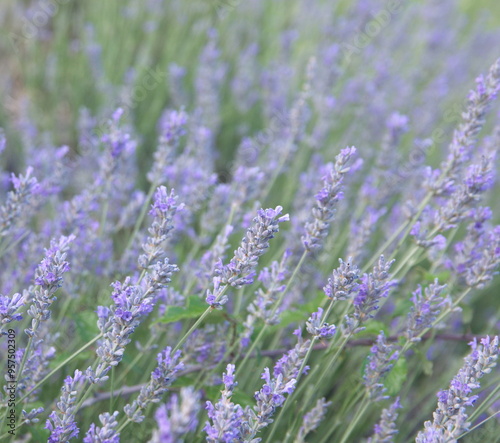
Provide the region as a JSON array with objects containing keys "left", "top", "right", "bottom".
[{"left": 1, "top": 0, "right": 500, "bottom": 442}]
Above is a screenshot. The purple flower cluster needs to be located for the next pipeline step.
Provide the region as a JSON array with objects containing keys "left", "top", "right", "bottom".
[
  {"left": 139, "top": 186, "right": 182, "bottom": 269},
  {"left": 45, "top": 369, "right": 84, "bottom": 442},
  {"left": 89, "top": 264, "right": 177, "bottom": 383},
  {"left": 342, "top": 256, "right": 396, "bottom": 336},
  {"left": 416, "top": 336, "right": 499, "bottom": 442},
  {"left": 405, "top": 280, "right": 450, "bottom": 342},
  {"left": 302, "top": 147, "right": 357, "bottom": 251},
  {"left": 241, "top": 250, "right": 291, "bottom": 348},
  {"left": 205, "top": 364, "right": 245, "bottom": 443},
  {"left": 433, "top": 59, "right": 500, "bottom": 195},
  {"left": 124, "top": 347, "right": 184, "bottom": 422},
  {"left": 363, "top": 332, "right": 399, "bottom": 402},
  {"left": 0, "top": 166, "right": 39, "bottom": 238},
  {"left": 297, "top": 398, "right": 332, "bottom": 443},
  {"left": 83, "top": 412, "right": 120, "bottom": 443},
  {"left": 3, "top": 3, "right": 500, "bottom": 442},
  {"left": 243, "top": 329, "right": 310, "bottom": 440},
  {"left": 0, "top": 291, "right": 26, "bottom": 332},
  {"left": 205, "top": 330, "right": 310, "bottom": 442},
  {"left": 148, "top": 109, "right": 189, "bottom": 185},
  {"left": 150, "top": 387, "right": 201, "bottom": 443},
  {"left": 306, "top": 308, "right": 336, "bottom": 339},
  {"left": 367, "top": 397, "right": 402, "bottom": 443},
  {"left": 26, "top": 235, "right": 75, "bottom": 337},
  {"left": 323, "top": 257, "right": 360, "bottom": 301},
  {"left": 216, "top": 206, "right": 289, "bottom": 288}
]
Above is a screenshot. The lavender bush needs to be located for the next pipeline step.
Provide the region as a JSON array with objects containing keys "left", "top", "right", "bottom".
[{"left": 1, "top": 0, "right": 500, "bottom": 441}]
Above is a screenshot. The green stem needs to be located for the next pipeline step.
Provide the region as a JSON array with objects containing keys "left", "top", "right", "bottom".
[
  {"left": 468, "top": 376, "right": 500, "bottom": 423},
  {"left": 268, "top": 298, "right": 336, "bottom": 441},
  {"left": 172, "top": 282, "right": 227, "bottom": 354},
  {"left": 235, "top": 251, "right": 308, "bottom": 378},
  {"left": 338, "top": 395, "right": 370, "bottom": 443},
  {"left": 123, "top": 183, "right": 157, "bottom": 258},
  {"left": 17, "top": 333, "right": 103, "bottom": 404},
  {"left": 363, "top": 192, "right": 432, "bottom": 272}
]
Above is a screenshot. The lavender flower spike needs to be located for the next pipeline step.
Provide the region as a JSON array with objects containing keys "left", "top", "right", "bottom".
[
  {"left": 296, "top": 398, "right": 332, "bottom": 443},
  {"left": 243, "top": 329, "right": 310, "bottom": 441},
  {"left": 323, "top": 257, "right": 360, "bottom": 301},
  {"left": 46, "top": 369, "right": 84, "bottom": 442},
  {"left": 0, "top": 291, "right": 26, "bottom": 334},
  {"left": 26, "top": 235, "right": 75, "bottom": 337},
  {"left": 302, "top": 146, "right": 356, "bottom": 251},
  {"left": 405, "top": 280, "right": 449, "bottom": 343},
  {"left": 416, "top": 336, "right": 499, "bottom": 443},
  {"left": 342, "top": 255, "right": 396, "bottom": 336},
  {"left": 124, "top": 347, "right": 184, "bottom": 423},
  {"left": 205, "top": 364, "right": 245, "bottom": 443},
  {"left": 150, "top": 387, "right": 201, "bottom": 443},
  {"left": 306, "top": 308, "right": 336, "bottom": 339},
  {"left": 367, "top": 397, "right": 402, "bottom": 443},
  {"left": 0, "top": 166, "right": 39, "bottom": 238},
  {"left": 147, "top": 109, "right": 188, "bottom": 184},
  {"left": 218, "top": 206, "right": 289, "bottom": 288},
  {"left": 363, "top": 331, "right": 399, "bottom": 402},
  {"left": 89, "top": 261, "right": 178, "bottom": 383},
  {"left": 139, "top": 186, "right": 182, "bottom": 269},
  {"left": 434, "top": 58, "right": 500, "bottom": 193},
  {"left": 83, "top": 412, "right": 120, "bottom": 443}
]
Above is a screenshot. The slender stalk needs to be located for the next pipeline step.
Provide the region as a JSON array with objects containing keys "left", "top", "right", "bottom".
[
  {"left": 122, "top": 183, "right": 157, "bottom": 258},
  {"left": 267, "top": 299, "right": 336, "bottom": 441},
  {"left": 338, "top": 395, "right": 370, "bottom": 443},
  {"left": 235, "top": 251, "right": 308, "bottom": 377},
  {"left": 17, "top": 333, "right": 103, "bottom": 404}
]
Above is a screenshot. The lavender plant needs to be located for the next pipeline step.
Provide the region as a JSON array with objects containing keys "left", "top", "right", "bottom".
[{"left": 1, "top": 1, "right": 500, "bottom": 442}]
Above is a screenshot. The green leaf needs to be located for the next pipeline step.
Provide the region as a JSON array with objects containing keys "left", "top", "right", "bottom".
[
  {"left": 157, "top": 295, "right": 208, "bottom": 324},
  {"left": 391, "top": 298, "right": 413, "bottom": 319},
  {"left": 203, "top": 385, "right": 254, "bottom": 407},
  {"left": 275, "top": 293, "right": 325, "bottom": 329},
  {"left": 172, "top": 375, "right": 197, "bottom": 387},
  {"left": 422, "top": 358, "right": 433, "bottom": 376},
  {"left": 73, "top": 310, "right": 99, "bottom": 341},
  {"left": 356, "top": 321, "right": 388, "bottom": 338},
  {"left": 422, "top": 270, "right": 451, "bottom": 283},
  {"left": 384, "top": 357, "right": 408, "bottom": 396},
  {"left": 277, "top": 310, "right": 308, "bottom": 329},
  {"left": 461, "top": 303, "right": 473, "bottom": 324}
]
